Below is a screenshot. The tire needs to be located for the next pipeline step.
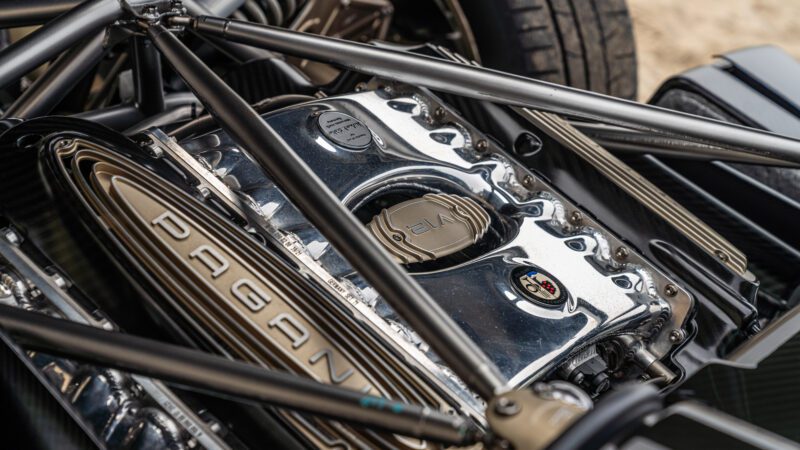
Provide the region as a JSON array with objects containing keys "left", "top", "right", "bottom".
[{"left": 457, "top": 0, "right": 638, "bottom": 99}]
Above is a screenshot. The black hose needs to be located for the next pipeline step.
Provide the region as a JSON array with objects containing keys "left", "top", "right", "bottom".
[
  {"left": 547, "top": 383, "right": 662, "bottom": 450},
  {"left": 262, "top": 0, "right": 285, "bottom": 25},
  {"left": 243, "top": 0, "right": 269, "bottom": 24}
]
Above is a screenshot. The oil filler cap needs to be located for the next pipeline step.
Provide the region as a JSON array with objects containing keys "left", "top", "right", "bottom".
[
  {"left": 317, "top": 111, "right": 372, "bottom": 150},
  {"left": 367, "top": 193, "right": 490, "bottom": 264}
]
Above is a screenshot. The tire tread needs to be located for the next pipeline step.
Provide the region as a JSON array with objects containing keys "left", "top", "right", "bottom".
[{"left": 460, "top": 0, "right": 637, "bottom": 99}]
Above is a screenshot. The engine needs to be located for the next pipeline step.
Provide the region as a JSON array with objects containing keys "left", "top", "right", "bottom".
[
  {"left": 0, "top": 85, "right": 708, "bottom": 449},
  {"left": 177, "top": 85, "right": 693, "bottom": 391}
]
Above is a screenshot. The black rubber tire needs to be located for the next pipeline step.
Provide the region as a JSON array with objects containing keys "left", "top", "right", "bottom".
[{"left": 458, "top": 0, "right": 638, "bottom": 99}]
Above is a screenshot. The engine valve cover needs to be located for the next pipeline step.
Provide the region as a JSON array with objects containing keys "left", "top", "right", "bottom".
[{"left": 176, "top": 87, "right": 693, "bottom": 394}]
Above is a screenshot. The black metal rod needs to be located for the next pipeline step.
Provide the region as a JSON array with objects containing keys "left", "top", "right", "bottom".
[
  {"left": 146, "top": 23, "right": 506, "bottom": 400},
  {"left": 190, "top": 16, "right": 800, "bottom": 165},
  {"left": 170, "top": 93, "right": 313, "bottom": 139},
  {"left": 123, "top": 103, "right": 198, "bottom": 135},
  {"left": 0, "top": 0, "right": 121, "bottom": 90},
  {"left": 73, "top": 104, "right": 146, "bottom": 130},
  {"left": 74, "top": 93, "right": 201, "bottom": 130},
  {"left": 132, "top": 36, "right": 166, "bottom": 115},
  {"left": 3, "top": 31, "right": 106, "bottom": 120},
  {"left": 183, "top": 0, "right": 276, "bottom": 63},
  {"left": 0, "top": 0, "right": 80, "bottom": 28},
  {"left": 572, "top": 121, "right": 800, "bottom": 168},
  {"left": 0, "top": 305, "right": 479, "bottom": 446}
]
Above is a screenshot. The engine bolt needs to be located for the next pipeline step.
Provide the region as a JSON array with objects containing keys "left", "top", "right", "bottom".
[
  {"left": 664, "top": 284, "right": 678, "bottom": 297},
  {"left": 669, "top": 329, "right": 686, "bottom": 344},
  {"left": 433, "top": 107, "right": 446, "bottom": 120},
  {"left": 614, "top": 247, "right": 629, "bottom": 261},
  {"left": 714, "top": 250, "right": 730, "bottom": 262},
  {"left": 569, "top": 211, "right": 583, "bottom": 226},
  {"left": 521, "top": 175, "right": 534, "bottom": 188},
  {"left": 494, "top": 396, "right": 520, "bottom": 417},
  {"left": 475, "top": 139, "right": 489, "bottom": 152},
  {"left": 3, "top": 230, "right": 20, "bottom": 245}
]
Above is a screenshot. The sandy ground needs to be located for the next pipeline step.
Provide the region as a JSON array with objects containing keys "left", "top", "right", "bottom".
[{"left": 627, "top": 0, "right": 800, "bottom": 100}]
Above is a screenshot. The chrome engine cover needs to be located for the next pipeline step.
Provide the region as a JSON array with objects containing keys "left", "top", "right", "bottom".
[{"left": 174, "top": 87, "right": 693, "bottom": 395}]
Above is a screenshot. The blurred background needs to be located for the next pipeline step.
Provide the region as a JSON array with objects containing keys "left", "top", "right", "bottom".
[{"left": 628, "top": 0, "right": 800, "bottom": 100}]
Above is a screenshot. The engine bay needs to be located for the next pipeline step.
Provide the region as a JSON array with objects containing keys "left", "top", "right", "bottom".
[
  {"left": 0, "top": 85, "right": 741, "bottom": 449},
  {"left": 1, "top": 3, "right": 798, "bottom": 448}
]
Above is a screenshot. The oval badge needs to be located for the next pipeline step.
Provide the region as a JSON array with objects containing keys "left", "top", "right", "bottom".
[{"left": 512, "top": 266, "right": 567, "bottom": 307}]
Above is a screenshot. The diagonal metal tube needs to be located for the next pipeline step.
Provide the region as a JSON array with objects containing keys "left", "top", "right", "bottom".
[
  {"left": 572, "top": 121, "right": 800, "bottom": 168},
  {"left": 3, "top": 31, "right": 106, "bottom": 119},
  {"left": 0, "top": 305, "right": 480, "bottom": 446},
  {"left": 0, "top": 0, "right": 122, "bottom": 89},
  {"left": 0, "top": 1, "right": 81, "bottom": 28},
  {"left": 145, "top": 23, "right": 507, "bottom": 400},
  {"left": 190, "top": 16, "right": 800, "bottom": 165}
]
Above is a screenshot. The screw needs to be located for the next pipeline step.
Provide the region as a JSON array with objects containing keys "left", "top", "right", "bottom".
[
  {"left": 354, "top": 82, "right": 368, "bottom": 92},
  {"left": 494, "top": 397, "right": 520, "bottom": 417},
  {"left": 664, "top": 284, "right": 678, "bottom": 297},
  {"left": 433, "top": 107, "right": 446, "bottom": 120},
  {"left": 521, "top": 175, "right": 534, "bottom": 188},
  {"left": 141, "top": 139, "right": 164, "bottom": 158},
  {"left": 614, "top": 247, "right": 629, "bottom": 261},
  {"left": 475, "top": 139, "right": 489, "bottom": 152},
  {"left": 54, "top": 139, "right": 73, "bottom": 150},
  {"left": 714, "top": 250, "right": 729, "bottom": 262},
  {"left": 3, "top": 230, "right": 20, "bottom": 245},
  {"left": 51, "top": 273, "right": 68, "bottom": 289},
  {"left": 569, "top": 211, "right": 583, "bottom": 226},
  {"left": 198, "top": 186, "right": 211, "bottom": 198},
  {"left": 669, "top": 329, "right": 686, "bottom": 344}
]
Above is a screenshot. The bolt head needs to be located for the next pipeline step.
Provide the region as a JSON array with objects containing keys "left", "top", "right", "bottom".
[
  {"left": 614, "top": 247, "right": 629, "bottom": 261},
  {"left": 494, "top": 396, "right": 520, "bottom": 417},
  {"left": 4, "top": 230, "right": 20, "bottom": 245},
  {"left": 522, "top": 175, "right": 534, "bottom": 187},
  {"left": 569, "top": 211, "right": 583, "bottom": 226},
  {"left": 669, "top": 329, "right": 686, "bottom": 344},
  {"left": 475, "top": 139, "right": 489, "bottom": 152},
  {"left": 664, "top": 284, "right": 678, "bottom": 297}
]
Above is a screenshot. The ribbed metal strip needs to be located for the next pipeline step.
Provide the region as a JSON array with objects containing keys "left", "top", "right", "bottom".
[{"left": 519, "top": 108, "right": 748, "bottom": 275}]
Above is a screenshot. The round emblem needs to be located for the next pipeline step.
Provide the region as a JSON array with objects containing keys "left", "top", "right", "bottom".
[
  {"left": 511, "top": 266, "right": 567, "bottom": 307},
  {"left": 317, "top": 111, "right": 373, "bottom": 150}
]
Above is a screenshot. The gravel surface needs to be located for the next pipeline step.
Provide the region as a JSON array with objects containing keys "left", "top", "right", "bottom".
[{"left": 628, "top": 0, "right": 800, "bottom": 100}]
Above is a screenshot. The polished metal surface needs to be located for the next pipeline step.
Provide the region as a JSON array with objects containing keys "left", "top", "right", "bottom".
[
  {"left": 60, "top": 136, "right": 469, "bottom": 449},
  {"left": 177, "top": 88, "right": 692, "bottom": 390},
  {"left": 192, "top": 16, "right": 800, "bottom": 165},
  {"left": 0, "top": 230, "right": 227, "bottom": 450},
  {"left": 150, "top": 21, "right": 506, "bottom": 403}
]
